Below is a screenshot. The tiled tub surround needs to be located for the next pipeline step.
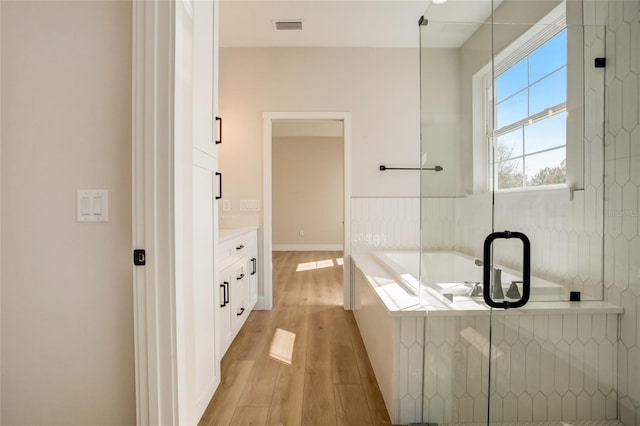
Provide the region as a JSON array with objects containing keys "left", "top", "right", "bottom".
[{"left": 351, "top": 253, "right": 623, "bottom": 425}]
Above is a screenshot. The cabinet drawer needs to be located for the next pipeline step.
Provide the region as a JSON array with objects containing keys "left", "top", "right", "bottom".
[{"left": 217, "top": 231, "right": 256, "bottom": 269}]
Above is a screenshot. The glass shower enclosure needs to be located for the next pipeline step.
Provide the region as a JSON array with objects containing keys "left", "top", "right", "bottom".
[{"left": 418, "top": 0, "right": 619, "bottom": 424}]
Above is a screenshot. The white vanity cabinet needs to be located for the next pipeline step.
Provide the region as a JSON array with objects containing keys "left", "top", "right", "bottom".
[{"left": 217, "top": 227, "right": 258, "bottom": 355}]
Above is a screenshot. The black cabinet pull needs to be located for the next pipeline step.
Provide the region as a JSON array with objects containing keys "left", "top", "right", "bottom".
[
  {"left": 251, "top": 258, "right": 257, "bottom": 275},
  {"left": 236, "top": 273, "right": 245, "bottom": 280},
  {"left": 220, "top": 281, "right": 229, "bottom": 307},
  {"left": 215, "top": 172, "right": 222, "bottom": 200},
  {"left": 236, "top": 244, "right": 244, "bottom": 250},
  {"left": 215, "top": 116, "right": 222, "bottom": 144},
  {"left": 236, "top": 307, "right": 245, "bottom": 316}
]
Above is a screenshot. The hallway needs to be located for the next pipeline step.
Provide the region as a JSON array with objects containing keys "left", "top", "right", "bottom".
[{"left": 199, "top": 251, "right": 393, "bottom": 425}]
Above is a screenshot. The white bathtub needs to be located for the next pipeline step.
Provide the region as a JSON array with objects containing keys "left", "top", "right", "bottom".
[{"left": 373, "top": 250, "right": 569, "bottom": 303}]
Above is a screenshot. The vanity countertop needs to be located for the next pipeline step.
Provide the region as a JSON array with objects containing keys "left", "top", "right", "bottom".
[{"left": 219, "top": 226, "right": 258, "bottom": 243}]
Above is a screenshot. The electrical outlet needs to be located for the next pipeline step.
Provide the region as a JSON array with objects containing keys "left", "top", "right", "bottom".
[
  {"left": 299, "top": 229, "right": 304, "bottom": 237},
  {"left": 223, "top": 200, "right": 231, "bottom": 211}
]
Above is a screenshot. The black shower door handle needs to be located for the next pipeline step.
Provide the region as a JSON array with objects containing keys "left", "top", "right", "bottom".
[{"left": 482, "top": 231, "right": 530, "bottom": 309}]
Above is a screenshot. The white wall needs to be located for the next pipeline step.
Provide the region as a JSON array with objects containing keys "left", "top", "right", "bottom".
[
  {"left": 1, "top": 2, "right": 135, "bottom": 424},
  {"left": 218, "top": 47, "right": 421, "bottom": 228},
  {"left": 272, "top": 136, "right": 343, "bottom": 249}
]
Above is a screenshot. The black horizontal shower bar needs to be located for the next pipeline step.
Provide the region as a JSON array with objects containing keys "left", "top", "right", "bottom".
[{"left": 379, "top": 165, "right": 443, "bottom": 172}]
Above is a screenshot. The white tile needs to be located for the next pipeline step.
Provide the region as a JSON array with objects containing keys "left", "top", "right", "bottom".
[
  {"left": 615, "top": 22, "right": 631, "bottom": 81},
  {"left": 472, "top": 393, "right": 487, "bottom": 423},
  {"left": 591, "top": 390, "right": 607, "bottom": 420},
  {"left": 622, "top": 182, "right": 638, "bottom": 239},
  {"left": 620, "top": 289, "right": 637, "bottom": 348},
  {"left": 518, "top": 315, "right": 534, "bottom": 344},
  {"left": 618, "top": 344, "right": 628, "bottom": 397},
  {"left": 428, "top": 394, "right": 445, "bottom": 424},
  {"left": 533, "top": 315, "right": 548, "bottom": 344},
  {"left": 598, "top": 341, "right": 615, "bottom": 393},
  {"left": 631, "top": 16, "right": 640, "bottom": 74},
  {"left": 590, "top": 234, "right": 604, "bottom": 285},
  {"left": 622, "top": 74, "right": 639, "bottom": 132},
  {"left": 458, "top": 394, "right": 474, "bottom": 423},
  {"left": 451, "top": 345, "right": 467, "bottom": 399},
  {"left": 578, "top": 315, "right": 592, "bottom": 344},
  {"left": 399, "top": 395, "right": 417, "bottom": 425},
  {"left": 548, "top": 391, "right": 563, "bottom": 421},
  {"left": 517, "top": 393, "right": 532, "bottom": 422},
  {"left": 424, "top": 344, "right": 438, "bottom": 398},
  {"left": 525, "top": 342, "right": 541, "bottom": 396},
  {"left": 555, "top": 341, "right": 571, "bottom": 395},
  {"left": 606, "top": 389, "right": 619, "bottom": 419},
  {"left": 563, "top": 315, "right": 578, "bottom": 344},
  {"left": 400, "top": 317, "right": 417, "bottom": 347},
  {"left": 608, "top": 78, "right": 623, "bottom": 135},
  {"left": 620, "top": 396, "right": 637, "bottom": 425},
  {"left": 569, "top": 341, "right": 585, "bottom": 394},
  {"left": 628, "top": 346, "right": 640, "bottom": 404},
  {"left": 445, "top": 316, "right": 458, "bottom": 347},
  {"left": 532, "top": 392, "right": 547, "bottom": 421},
  {"left": 562, "top": 392, "right": 577, "bottom": 421},
  {"left": 496, "top": 341, "right": 512, "bottom": 397},
  {"left": 398, "top": 344, "right": 409, "bottom": 397},
  {"left": 503, "top": 392, "right": 518, "bottom": 422},
  {"left": 549, "top": 315, "right": 563, "bottom": 344},
  {"left": 584, "top": 339, "right": 600, "bottom": 395},
  {"left": 606, "top": 314, "right": 619, "bottom": 343},
  {"left": 408, "top": 344, "right": 423, "bottom": 399},
  {"left": 437, "top": 344, "right": 453, "bottom": 398},
  {"left": 490, "top": 394, "right": 504, "bottom": 423},
  {"left": 466, "top": 341, "right": 482, "bottom": 397},
  {"left": 510, "top": 342, "right": 526, "bottom": 397},
  {"left": 577, "top": 391, "right": 592, "bottom": 420},
  {"left": 540, "top": 341, "right": 556, "bottom": 396},
  {"left": 614, "top": 236, "right": 630, "bottom": 291}
]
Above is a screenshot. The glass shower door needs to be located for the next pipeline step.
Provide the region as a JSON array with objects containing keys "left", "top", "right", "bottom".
[{"left": 418, "top": 1, "right": 609, "bottom": 424}]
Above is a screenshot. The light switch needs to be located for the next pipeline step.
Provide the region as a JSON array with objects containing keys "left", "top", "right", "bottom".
[
  {"left": 77, "top": 190, "right": 109, "bottom": 222},
  {"left": 93, "top": 197, "right": 103, "bottom": 215},
  {"left": 80, "top": 197, "right": 91, "bottom": 215}
]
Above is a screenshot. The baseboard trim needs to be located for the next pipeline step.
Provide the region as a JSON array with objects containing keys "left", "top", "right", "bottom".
[{"left": 273, "top": 244, "right": 344, "bottom": 251}]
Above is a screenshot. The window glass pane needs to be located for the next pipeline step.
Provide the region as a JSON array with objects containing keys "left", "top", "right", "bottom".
[
  {"left": 529, "top": 67, "right": 566, "bottom": 115},
  {"left": 529, "top": 29, "right": 567, "bottom": 82},
  {"left": 524, "top": 147, "right": 566, "bottom": 186},
  {"left": 497, "top": 90, "right": 527, "bottom": 129},
  {"left": 497, "top": 158, "right": 524, "bottom": 189},
  {"left": 496, "top": 128, "right": 523, "bottom": 160},
  {"left": 496, "top": 59, "right": 527, "bottom": 102},
  {"left": 524, "top": 112, "right": 566, "bottom": 155}
]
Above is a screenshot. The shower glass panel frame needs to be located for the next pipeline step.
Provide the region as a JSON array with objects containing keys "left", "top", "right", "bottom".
[{"left": 418, "top": 0, "right": 609, "bottom": 424}]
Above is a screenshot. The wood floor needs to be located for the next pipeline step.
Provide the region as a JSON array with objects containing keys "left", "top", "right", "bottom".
[{"left": 199, "top": 251, "right": 393, "bottom": 426}]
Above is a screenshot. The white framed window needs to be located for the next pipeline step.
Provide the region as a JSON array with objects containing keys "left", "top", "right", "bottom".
[{"left": 473, "top": 3, "right": 568, "bottom": 192}]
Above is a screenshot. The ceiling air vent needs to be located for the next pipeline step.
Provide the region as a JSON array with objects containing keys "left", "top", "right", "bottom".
[{"left": 273, "top": 19, "right": 304, "bottom": 31}]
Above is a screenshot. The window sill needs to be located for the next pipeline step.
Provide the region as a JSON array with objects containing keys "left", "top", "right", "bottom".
[{"left": 492, "top": 183, "right": 568, "bottom": 195}]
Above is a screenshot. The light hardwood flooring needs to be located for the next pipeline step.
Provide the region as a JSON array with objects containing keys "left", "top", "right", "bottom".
[{"left": 199, "top": 251, "right": 394, "bottom": 426}]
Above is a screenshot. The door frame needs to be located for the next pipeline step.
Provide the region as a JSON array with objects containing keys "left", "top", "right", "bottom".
[
  {"left": 132, "top": 1, "right": 179, "bottom": 424},
  {"left": 262, "top": 112, "right": 352, "bottom": 309}
]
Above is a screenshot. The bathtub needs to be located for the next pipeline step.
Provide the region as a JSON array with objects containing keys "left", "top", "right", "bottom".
[
  {"left": 373, "top": 250, "right": 569, "bottom": 304},
  {"left": 350, "top": 250, "right": 623, "bottom": 424}
]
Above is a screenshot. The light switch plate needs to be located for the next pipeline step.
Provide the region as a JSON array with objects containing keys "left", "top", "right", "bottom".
[
  {"left": 77, "top": 190, "right": 109, "bottom": 222},
  {"left": 239, "top": 200, "right": 260, "bottom": 212}
]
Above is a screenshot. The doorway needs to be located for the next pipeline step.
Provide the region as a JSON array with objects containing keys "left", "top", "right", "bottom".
[{"left": 262, "top": 112, "right": 352, "bottom": 310}]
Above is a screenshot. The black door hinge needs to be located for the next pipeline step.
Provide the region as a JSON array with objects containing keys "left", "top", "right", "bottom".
[{"left": 133, "top": 249, "right": 146, "bottom": 266}]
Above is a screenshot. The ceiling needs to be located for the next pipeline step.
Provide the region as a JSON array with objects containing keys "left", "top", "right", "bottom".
[{"left": 219, "top": 0, "right": 499, "bottom": 49}]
